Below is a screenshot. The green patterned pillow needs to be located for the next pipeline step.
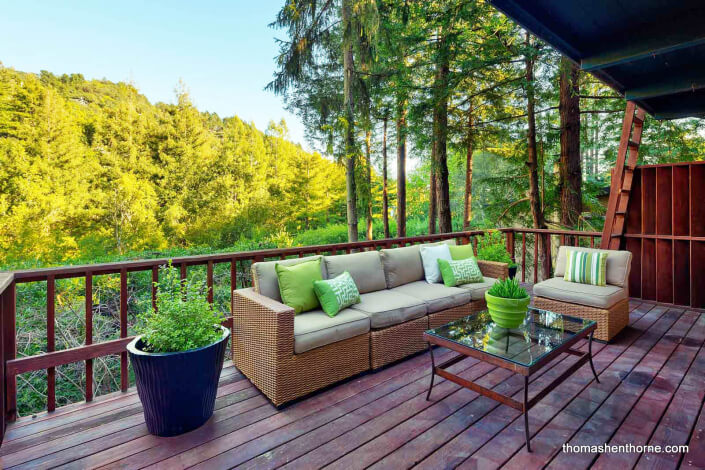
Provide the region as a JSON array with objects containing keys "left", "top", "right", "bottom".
[
  {"left": 313, "top": 272, "right": 361, "bottom": 317},
  {"left": 437, "top": 258, "right": 484, "bottom": 287},
  {"left": 564, "top": 249, "right": 608, "bottom": 286}
]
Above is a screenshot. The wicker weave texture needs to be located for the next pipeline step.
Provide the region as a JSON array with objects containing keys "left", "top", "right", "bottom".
[
  {"left": 477, "top": 260, "right": 509, "bottom": 280},
  {"left": 428, "top": 301, "right": 486, "bottom": 329},
  {"left": 533, "top": 296, "right": 630, "bottom": 342},
  {"left": 233, "top": 288, "right": 369, "bottom": 406},
  {"left": 370, "top": 316, "right": 429, "bottom": 369}
]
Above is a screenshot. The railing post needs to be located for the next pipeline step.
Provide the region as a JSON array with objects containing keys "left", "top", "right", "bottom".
[
  {"left": 3, "top": 281, "right": 16, "bottom": 422},
  {"left": 505, "top": 230, "right": 515, "bottom": 263},
  {"left": 543, "top": 233, "right": 552, "bottom": 279}
]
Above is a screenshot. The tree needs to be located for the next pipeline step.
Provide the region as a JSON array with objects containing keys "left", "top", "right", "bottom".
[{"left": 558, "top": 57, "right": 582, "bottom": 227}]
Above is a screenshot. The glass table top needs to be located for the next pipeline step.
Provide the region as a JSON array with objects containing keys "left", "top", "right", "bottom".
[{"left": 425, "top": 308, "right": 596, "bottom": 367}]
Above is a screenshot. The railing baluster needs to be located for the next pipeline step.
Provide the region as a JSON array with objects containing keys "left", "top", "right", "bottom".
[
  {"left": 472, "top": 236, "right": 478, "bottom": 256},
  {"left": 506, "top": 230, "right": 515, "bottom": 264},
  {"left": 85, "top": 272, "right": 93, "bottom": 402},
  {"left": 207, "top": 261, "right": 214, "bottom": 305},
  {"left": 47, "top": 275, "right": 56, "bottom": 412},
  {"left": 151, "top": 266, "right": 158, "bottom": 311},
  {"left": 120, "top": 268, "right": 128, "bottom": 392},
  {"left": 533, "top": 235, "right": 539, "bottom": 284},
  {"left": 180, "top": 263, "right": 187, "bottom": 281},
  {"left": 4, "top": 282, "right": 16, "bottom": 421},
  {"left": 522, "top": 232, "right": 527, "bottom": 283}
]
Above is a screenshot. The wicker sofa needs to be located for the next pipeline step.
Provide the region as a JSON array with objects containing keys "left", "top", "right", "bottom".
[
  {"left": 533, "top": 246, "right": 632, "bottom": 342},
  {"left": 232, "top": 241, "right": 508, "bottom": 406}
]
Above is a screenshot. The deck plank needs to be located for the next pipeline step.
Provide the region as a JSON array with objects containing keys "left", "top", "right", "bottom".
[
  {"left": 1, "top": 301, "right": 703, "bottom": 470},
  {"left": 415, "top": 301, "right": 661, "bottom": 469}
]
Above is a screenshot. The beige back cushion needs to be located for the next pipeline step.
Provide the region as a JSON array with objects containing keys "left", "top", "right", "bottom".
[
  {"left": 554, "top": 246, "right": 632, "bottom": 287},
  {"left": 251, "top": 255, "right": 327, "bottom": 301},
  {"left": 379, "top": 239, "right": 458, "bottom": 288},
  {"left": 324, "top": 251, "right": 387, "bottom": 294}
]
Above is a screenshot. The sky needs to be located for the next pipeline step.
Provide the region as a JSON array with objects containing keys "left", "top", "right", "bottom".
[{"left": 0, "top": 0, "right": 309, "bottom": 148}]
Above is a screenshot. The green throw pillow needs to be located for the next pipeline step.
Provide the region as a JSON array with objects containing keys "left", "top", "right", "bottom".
[
  {"left": 449, "top": 244, "right": 476, "bottom": 260},
  {"left": 313, "top": 271, "right": 361, "bottom": 317},
  {"left": 275, "top": 259, "right": 322, "bottom": 314},
  {"left": 564, "top": 249, "right": 608, "bottom": 286},
  {"left": 438, "top": 258, "right": 484, "bottom": 287}
]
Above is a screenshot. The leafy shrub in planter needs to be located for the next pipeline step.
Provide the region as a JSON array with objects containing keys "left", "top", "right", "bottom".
[
  {"left": 137, "top": 262, "right": 226, "bottom": 353},
  {"left": 476, "top": 232, "right": 517, "bottom": 268}
]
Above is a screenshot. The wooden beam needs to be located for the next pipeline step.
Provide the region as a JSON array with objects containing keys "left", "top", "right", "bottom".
[
  {"left": 582, "top": 30, "right": 705, "bottom": 72},
  {"left": 6, "top": 337, "right": 134, "bottom": 377}
]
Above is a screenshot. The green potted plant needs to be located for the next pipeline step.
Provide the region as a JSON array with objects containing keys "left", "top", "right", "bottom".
[
  {"left": 476, "top": 232, "right": 518, "bottom": 279},
  {"left": 485, "top": 278, "right": 530, "bottom": 328},
  {"left": 127, "top": 262, "right": 228, "bottom": 437}
]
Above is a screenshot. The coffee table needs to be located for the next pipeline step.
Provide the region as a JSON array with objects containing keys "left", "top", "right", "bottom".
[{"left": 423, "top": 307, "right": 598, "bottom": 452}]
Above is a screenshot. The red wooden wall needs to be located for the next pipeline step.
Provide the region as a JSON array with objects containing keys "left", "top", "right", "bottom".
[{"left": 623, "top": 161, "right": 705, "bottom": 308}]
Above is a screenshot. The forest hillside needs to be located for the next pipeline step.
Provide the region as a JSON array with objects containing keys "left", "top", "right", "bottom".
[{"left": 0, "top": 66, "right": 348, "bottom": 268}]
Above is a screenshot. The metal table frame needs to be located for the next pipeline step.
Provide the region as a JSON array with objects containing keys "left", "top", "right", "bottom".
[{"left": 423, "top": 322, "right": 598, "bottom": 452}]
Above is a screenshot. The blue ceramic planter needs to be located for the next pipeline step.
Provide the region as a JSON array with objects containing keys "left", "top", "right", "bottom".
[{"left": 127, "top": 326, "right": 230, "bottom": 437}]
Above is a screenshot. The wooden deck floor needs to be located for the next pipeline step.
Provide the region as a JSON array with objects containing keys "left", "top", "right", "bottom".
[{"left": 1, "top": 300, "right": 705, "bottom": 469}]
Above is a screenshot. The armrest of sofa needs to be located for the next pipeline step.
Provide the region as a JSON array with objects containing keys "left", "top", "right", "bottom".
[
  {"left": 477, "top": 260, "right": 509, "bottom": 280},
  {"left": 232, "top": 288, "right": 296, "bottom": 365}
]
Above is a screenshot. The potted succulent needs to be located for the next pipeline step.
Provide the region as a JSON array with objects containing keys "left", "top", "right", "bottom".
[
  {"left": 485, "top": 278, "right": 530, "bottom": 329},
  {"left": 127, "top": 262, "right": 228, "bottom": 437}
]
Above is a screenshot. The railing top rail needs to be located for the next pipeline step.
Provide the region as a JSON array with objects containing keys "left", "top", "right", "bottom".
[
  {"left": 7, "top": 230, "right": 491, "bottom": 283},
  {"left": 0, "top": 273, "right": 13, "bottom": 295},
  {"left": 508, "top": 228, "right": 601, "bottom": 236}
]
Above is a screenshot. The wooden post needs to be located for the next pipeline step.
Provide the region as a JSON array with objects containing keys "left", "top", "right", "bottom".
[{"left": 505, "top": 230, "right": 515, "bottom": 263}]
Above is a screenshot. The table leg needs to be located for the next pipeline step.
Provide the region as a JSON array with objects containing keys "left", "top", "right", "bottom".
[
  {"left": 524, "top": 375, "right": 531, "bottom": 452},
  {"left": 426, "top": 343, "right": 436, "bottom": 401},
  {"left": 588, "top": 331, "right": 600, "bottom": 383}
]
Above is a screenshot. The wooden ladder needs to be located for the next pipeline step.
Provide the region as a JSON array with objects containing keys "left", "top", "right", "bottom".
[{"left": 600, "top": 101, "right": 646, "bottom": 250}]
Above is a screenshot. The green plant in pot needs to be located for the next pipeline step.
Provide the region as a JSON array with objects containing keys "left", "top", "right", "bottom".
[
  {"left": 476, "top": 232, "right": 518, "bottom": 278},
  {"left": 485, "top": 278, "right": 530, "bottom": 329},
  {"left": 127, "top": 262, "right": 228, "bottom": 437}
]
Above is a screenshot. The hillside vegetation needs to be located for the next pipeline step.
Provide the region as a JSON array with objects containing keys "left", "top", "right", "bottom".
[{"left": 0, "top": 67, "right": 348, "bottom": 267}]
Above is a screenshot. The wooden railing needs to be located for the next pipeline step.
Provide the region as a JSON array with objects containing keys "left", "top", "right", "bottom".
[
  {"left": 505, "top": 228, "right": 602, "bottom": 283},
  {"left": 0, "top": 227, "right": 601, "bottom": 441}
]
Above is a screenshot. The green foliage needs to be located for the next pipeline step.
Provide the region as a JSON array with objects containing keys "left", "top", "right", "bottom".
[
  {"left": 137, "top": 262, "right": 225, "bottom": 353},
  {"left": 476, "top": 232, "right": 515, "bottom": 267},
  {"left": 487, "top": 278, "right": 528, "bottom": 299},
  {"left": 0, "top": 67, "right": 348, "bottom": 266}
]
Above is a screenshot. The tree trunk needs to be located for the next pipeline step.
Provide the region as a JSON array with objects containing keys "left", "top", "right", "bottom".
[
  {"left": 396, "top": 99, "right": 407, "bottom": 237},
  {"left": 558, "top": 57, "right": 582, "bottom": 227},
  {"left": 365, "top": 128, "right": 373, "bottom": 240},
  {"left": 382, "top": 117, "right": 390, "bottom": 239},
  {"left": 342, "top": 0, "right": 358, "bottom": 242},
  {"left": 463, "top": 103, "right": 474, "bottom": 230},
  {"left": 429, "top": 163, "right": 437, "bottom": 234},
  {"left": 433, "top": 34, "right": 452, "bottom": 233},
  {"left": 525, "top": 33, "right": 547, "bottom": 277}
]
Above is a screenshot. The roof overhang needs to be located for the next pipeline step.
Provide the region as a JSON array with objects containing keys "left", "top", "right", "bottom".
[{"left": 489, "top": 0, "right": 705, "bottom": 119}]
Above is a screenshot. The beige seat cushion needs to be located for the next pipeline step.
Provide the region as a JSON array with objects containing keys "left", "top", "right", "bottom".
[
  {"left": 324, "top": 251, "right": 387, "bottom": 294},
  {"left": 391, "top": 281, "right": 471, "bottom": 313},
  {"left": 294, "top": 309, "right": 370, "bottom": 354},
  {"left": 252, "top": 255, "right": 327, "bottom": 302},
  {"left": 379, "top": 240, "right": 457, "bottom": 288},
  {"left": 350, "top": 290, "right": 428, "bottom": 329},
  {"left": 554, "top": 246, "right": 632, "bottom": 287},
  {"left": 459, "top": 277, "right": 498, "bottom": 300},
  {"left": 533, "top": 277, "right": 628, "bottom": 309}
]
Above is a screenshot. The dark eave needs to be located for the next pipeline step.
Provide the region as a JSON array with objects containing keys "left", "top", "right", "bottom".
[{"left": 489, "top": 0, "right": 705, "bottom": 119}]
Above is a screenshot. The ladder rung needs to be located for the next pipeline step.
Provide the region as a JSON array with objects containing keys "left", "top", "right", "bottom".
[
  {"left": 633, "top": 115, "right": 644, "bottom": 126},
  {"left": 616, "top": 210, "right": 627, "bottom": 216},
  {"left": 628, "top": 140, "right": 639, "bottom": 148}
]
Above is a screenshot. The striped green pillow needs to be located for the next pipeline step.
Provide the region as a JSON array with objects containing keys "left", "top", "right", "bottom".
[{"left": 564, "top": 249, "right": 608, "bottom": 286}]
